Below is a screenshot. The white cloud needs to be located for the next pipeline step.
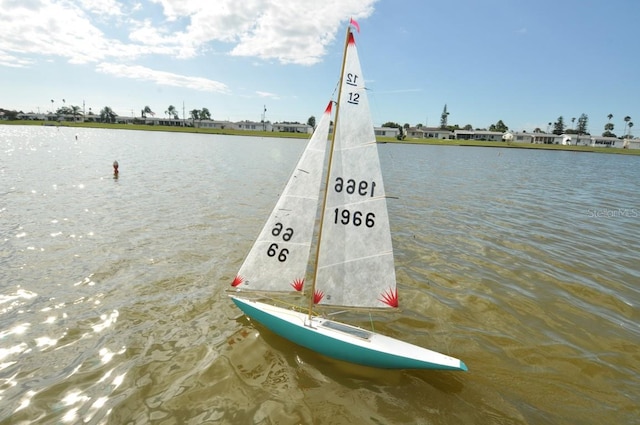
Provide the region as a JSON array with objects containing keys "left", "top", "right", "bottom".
[
  {"left": 0, "top": 52, "right": 33, "bottom": 68},
  {"left": 147, "top": 0, "right": 378, "bottom": 65},
  {"left": 96, "top": 62, "right": 230, "bottom": 93},
  {"left": 0, "top": 0, "right": 378, "bottom": 89},
  {"left": 256, "top": 91, "right": 280, "bottom": 99}
]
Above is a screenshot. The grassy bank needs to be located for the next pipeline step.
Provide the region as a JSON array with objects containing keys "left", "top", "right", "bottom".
[{"left": 3, "top": 120, "right": 639, "bottom": 155}]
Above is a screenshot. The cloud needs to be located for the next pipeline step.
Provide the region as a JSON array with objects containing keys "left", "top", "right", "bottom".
[
  {"left": 256, "top": 91, "right": 280, "bottom": 99},
  {"left": 143, "top": 0, "right": 379, "bottom": 65},
  {"left": 0, "top": 0, "right": 378, "bottom": 89},
  {"left": 96, "top": 62, "right": 230, "bottom": 93},
  {"left": 0, "top": 52, "right": 33, "bottom": 68}
]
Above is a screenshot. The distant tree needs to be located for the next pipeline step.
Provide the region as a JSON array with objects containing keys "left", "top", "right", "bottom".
[
  {"left": 534, "top": 127, "right": 542, "bottom": 133},
  {"left": 607, "top": 113, "right": 613, "bottom": 121},
  {"left": 403, "top": 123, "right": 410, "bottom": 129},
  {"left": 463, "top": 124, "right": 473, "bottom": 130},
  {"left": 190, "top": 109, "right": 201, "bottom": 121},
  {"left": 571, "top": 117, "right": 576, "bottom": 129},
  {"left": 396, "top": 126, "right": 406, "bottom": 141},
  {"left": 489, "top": 120, "right": 509, "bottom": 132},
  {"left": 602, "top": 130, "right": 616, "bottom": 137},
  {"left": 166, "top": 105, "right": 178, "bottom": 119},
  {"left": 0, "top": 108, "right": 19, "bottom": 120},
  {"left": 100, "top": 106, "right": 116, "bottom": 123},
  {"left": 623, "top": 116, "right": 632, "bottom": 137},
  {"left": 382, "top": 121, "right": 401, "bottom": 129},
  {"left": 440, "top": 104, "right": 449, "bottom": 129},
  {"left": 552, "top": 116, "right": 565, "bottom": 135},
  {"left": 70, "top": 105, "right": 82, "bottom": 122},
  {"left": 626, "top": 121, "right": 634, "bottom": 138},
  {"left": 307, "top": 115, "right": 316, "bottom": 129},
  {"left": 576, "top": 113, "right": 588, "bottom": 135},
  {"left": 142, "top": 106, "right": 154, "bottom": 118},
  {"left": 200, "top": 108, "right": 211, "bottom": 120},
  {"left": 416, "top": 123, "right": 423, "bottom": 128}
]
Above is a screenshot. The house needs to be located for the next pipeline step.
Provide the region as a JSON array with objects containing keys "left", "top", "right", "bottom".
[
  {"left": 531, "top": 133, "right": 562, "bottom": 144},
  {"left": 374, "top": 126, "right": 401, "bottom": 138},
  {"left": 559, "top": 134, "right": 592, "bottom": 146},
  {"left": 590, "top": 136, "right": 625, "bottom": 148},
  {"left": 271, "top": 122, "right": 312, "bottom": 133},
  {"left": 453, "top": 129, "right": 504, "bottom": 141},
  {"left": 626, "top": 139, "right": 640, "bottom": 149},
  {"left": 511, "top": 132, "right": 535, "bottom": 143},
  {"left": 405, "top": 126, "right": 452, "bottom": 139}
]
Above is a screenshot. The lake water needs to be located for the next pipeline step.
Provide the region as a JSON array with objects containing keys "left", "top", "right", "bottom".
[{"left": 1, "top": 125, "right": 638, "bottom": 424}]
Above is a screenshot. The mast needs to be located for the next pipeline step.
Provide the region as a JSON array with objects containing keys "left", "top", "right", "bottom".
[{"left": 307, "top": 24, "right": 353, "bottom": 318}]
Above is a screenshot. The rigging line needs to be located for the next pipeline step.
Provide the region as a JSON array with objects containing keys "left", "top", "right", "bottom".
[{"left": 308, "top": 24, "right": 353, "bottom": 319}]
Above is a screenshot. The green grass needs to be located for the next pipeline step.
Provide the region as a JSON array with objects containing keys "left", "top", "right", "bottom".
[{"left": 2, "top": 120, "right": 639, "bottom": 155}]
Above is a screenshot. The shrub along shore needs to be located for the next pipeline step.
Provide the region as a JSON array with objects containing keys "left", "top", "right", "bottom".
[{"left": 3, "top": 120, "right": 638, "bottom": 155}]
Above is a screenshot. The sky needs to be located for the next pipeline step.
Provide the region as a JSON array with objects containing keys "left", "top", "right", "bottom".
[{"left": 1, "top": 0, "right": 638, "bottom": 135}]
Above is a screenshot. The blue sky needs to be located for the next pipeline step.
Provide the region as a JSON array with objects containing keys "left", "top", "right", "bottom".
[{"left": 1, "top": 0, "right": 637, "bottom": 135}]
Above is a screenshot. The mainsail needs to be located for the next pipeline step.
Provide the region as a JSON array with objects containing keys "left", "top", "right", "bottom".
[
  {"left": 313, "top": 32, "right": 397, "bottom": 309},
  {"left": 233, "top": 102, "right": 333, "bottom": 292}
]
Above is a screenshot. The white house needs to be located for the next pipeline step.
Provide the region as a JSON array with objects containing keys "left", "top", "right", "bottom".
[
  {"left": 271, "top": 122, "right": 312, "bottom": 133},
  {"left": 590, "top": 136, "right": 625, "bottom": 148},
  {"left": 453, "top": 129, "right": 504, "bottom": 141},
  {"left": 406, "top": 126, "right": 452, "bottom": 139},
  {"left": 374, "top": 126, "right": 401, "bottom": 138}
]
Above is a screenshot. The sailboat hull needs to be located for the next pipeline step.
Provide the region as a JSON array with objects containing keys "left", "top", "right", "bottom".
[{"left": 231, "top": 296, "right": 467, "bottom": 371}]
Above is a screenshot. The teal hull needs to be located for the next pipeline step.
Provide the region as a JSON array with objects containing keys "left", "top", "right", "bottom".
[{"left": 231, "top": 297, "right": 467, "bottom": 371}]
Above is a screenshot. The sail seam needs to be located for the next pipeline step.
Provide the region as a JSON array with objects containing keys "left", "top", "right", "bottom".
[{"left": 317, "top": 251, "right": 393, "bottom": 269}]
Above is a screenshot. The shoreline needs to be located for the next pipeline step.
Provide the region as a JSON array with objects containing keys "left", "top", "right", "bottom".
[{"left": 2, "top": 120, "right": 638, "bottom": 156}]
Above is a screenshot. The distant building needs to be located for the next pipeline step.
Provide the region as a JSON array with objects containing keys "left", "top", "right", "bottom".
[
  {"left": 453, "top": 129, "right": 503, "bottom": 141},
  {"left": 374, "top": 126, "right": 401, "bottom": 138},
  {"left": 271, "top": 122, "right": 311, "bottom": 133},
  {"left": 405, "top": 126, "right": 452, "bottom": 139}
]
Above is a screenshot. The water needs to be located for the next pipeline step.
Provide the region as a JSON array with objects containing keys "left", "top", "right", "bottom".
[{"left": 1, "top": 126, "right": 638, "bottom": 424}]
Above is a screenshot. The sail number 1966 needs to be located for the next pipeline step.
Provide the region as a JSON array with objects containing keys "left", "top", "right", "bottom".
[
  {"left": 333, "top": 209, "right": 375, "bottom": 227},
  {"left": 334, "top": 177, "right": 376, "bottom": 197}
]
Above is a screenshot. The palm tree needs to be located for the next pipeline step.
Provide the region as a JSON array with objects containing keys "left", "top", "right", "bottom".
[
  {"left": 627, "top": 121, "right": 634, "bottom": 138},
  {"left": 166, "top": 105, "right": 178, "bottom": 119},
  {"left": 571, "top": 117, "right": 576, "bottom": 130},
  {"left": 100, "top": 106, "right": 117, "bottom": 123},
  {"left": 623, "top": 116, "right": 631, "bottom": 137},
  {"left": 607, "top": 113, "right": 613, "bottom": 122},
  {"left": 70, "top": 105, "right": 82, "bottom": 122},
  {"left": 142, "top": 106, "right": 154, "bottom": 119}
]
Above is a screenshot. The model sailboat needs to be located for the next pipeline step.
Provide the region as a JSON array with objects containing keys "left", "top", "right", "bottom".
[{"left": 230, "top": 21, "right": 467, "bottom": 371}]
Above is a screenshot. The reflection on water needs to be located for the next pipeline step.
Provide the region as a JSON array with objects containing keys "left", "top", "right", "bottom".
[{"left": 1, "top": 126, "right": 639, "bottom": 424}]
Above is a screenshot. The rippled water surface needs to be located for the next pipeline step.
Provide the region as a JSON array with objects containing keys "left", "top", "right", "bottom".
[{"left": 1, "top": 126, "right": 639, "bottom": 424}]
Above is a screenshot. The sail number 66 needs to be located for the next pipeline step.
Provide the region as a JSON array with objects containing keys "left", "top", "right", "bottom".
[
  {"left": 267, "top": 222, "right": 293, "bottom": 262},
  {"left": 333, "top": 208, "right": 375, "bottom": 228}
]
